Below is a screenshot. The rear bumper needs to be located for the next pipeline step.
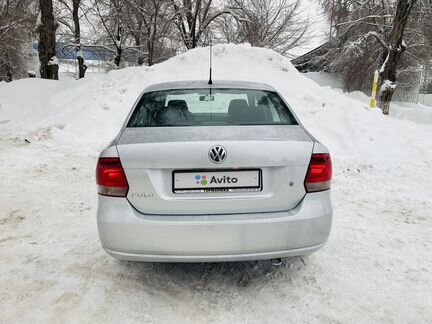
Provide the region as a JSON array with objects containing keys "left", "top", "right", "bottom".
[
  {"left": 97, "top": 191, "right": 332, "bottom": 262},
  {"left": 104, "top": 243, "right": 326, "bottom": 262}
]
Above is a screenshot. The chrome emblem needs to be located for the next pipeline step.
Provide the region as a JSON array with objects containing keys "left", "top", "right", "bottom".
[{"left": 208, "top": 145, "right": 227, "bottom": 164}]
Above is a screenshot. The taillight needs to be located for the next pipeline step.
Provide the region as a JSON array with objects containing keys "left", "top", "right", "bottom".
[
  {"left": 96, "top": 157, "right": 129, "bottom": 197},
  {"left": 304, "top": 153, "right": 332, "bottom": 193}
]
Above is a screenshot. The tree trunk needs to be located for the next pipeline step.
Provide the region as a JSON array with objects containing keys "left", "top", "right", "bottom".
[
  {"left": 73, "top": 0, "right": 86, "bottom": 78},
  {"left": 77, "top": 53, "right": 86, "bottom": 78},
  {"left": 6, "top": 68, "right": 12, "bottom": 82},
  {"left": 5, "top": 52, "right": 12, "bottom": 82},
  {"left": 147, "top": 39, "right": 153, "bottom": 66},
  {"left": 378, "top": 0, "right": 417, "bottom": 114},
  {"left": 113, "top": 3, "right": 122, "bottom": 68},
  {"left": 37, "top": 0, "right": 59, "bottom": 80},
  {"left": 113, "top": 47, "right": 122, "bottom": 67},
  {"left": 134, "top": 36, "right": 145, "bottom": 66},
  {"left": 380, "top": 80, "right": 396, "bottom": 115},
  {"left": 147, "top": 23, "right": 156, "bottom": 66}
]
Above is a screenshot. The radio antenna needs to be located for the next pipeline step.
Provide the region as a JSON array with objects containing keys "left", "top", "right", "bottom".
[{"left": 208, "top": 36, "right": 213, "bottom": 85}]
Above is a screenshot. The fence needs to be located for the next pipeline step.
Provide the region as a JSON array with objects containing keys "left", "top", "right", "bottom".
[{"left": 392, "top": 71, "right": 423, "bottom": 103}]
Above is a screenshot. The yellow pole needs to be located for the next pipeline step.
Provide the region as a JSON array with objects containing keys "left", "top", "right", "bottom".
[{"left": 370, "top": 70, "right": 379, "bottom": 108}]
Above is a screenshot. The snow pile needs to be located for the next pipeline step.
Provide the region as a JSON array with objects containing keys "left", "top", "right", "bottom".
[
  {"left": 1, "top": 43, "right": 431, "bottom": 161},
  {"left": 1, "top": 44, "right": 432, "bottom": 323}
]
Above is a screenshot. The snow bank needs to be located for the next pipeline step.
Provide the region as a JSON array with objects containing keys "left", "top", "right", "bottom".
[
  {"left": 391, "top": 102, "right": 432, "bottom": 124},
  {"left": 303, "top": 71, "right": 344, "bottom": 89},
  {"left": 1, "top": 43, "right": 431, "bottom": 162}
]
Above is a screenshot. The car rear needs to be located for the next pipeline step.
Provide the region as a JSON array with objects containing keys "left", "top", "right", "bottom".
[{"left": 96, "top": 81, "right": 332, "bottom": 262}]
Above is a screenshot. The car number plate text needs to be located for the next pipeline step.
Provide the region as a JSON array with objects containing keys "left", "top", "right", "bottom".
[{"left": 173, "top": 169, "right": 262, "bottom": 193}]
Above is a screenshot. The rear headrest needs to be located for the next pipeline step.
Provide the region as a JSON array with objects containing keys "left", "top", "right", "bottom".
[
  {"left": 228, "top": 99, "right": 249, "bottom": 124},
  {"left": 167, "top": 99, "right": 188, "bottom": 111},
  {"left": 159, "top": 99, "right": 193, "bottom": 124},
  {"left": 228, "top": 99, "right": 249, "bottom": 113}
]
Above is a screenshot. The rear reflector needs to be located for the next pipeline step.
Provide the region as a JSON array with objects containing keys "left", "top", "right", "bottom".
[
  {"left": 304, "top": 153, "right": 332, "bottom": 193},
  {"left": 96, "top": 157, "right": 129, "bottom": 197}
]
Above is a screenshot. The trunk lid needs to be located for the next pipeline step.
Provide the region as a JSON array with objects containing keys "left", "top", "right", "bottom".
[{"left": 117, "top": 125, "right": 313, "bottom": 215}]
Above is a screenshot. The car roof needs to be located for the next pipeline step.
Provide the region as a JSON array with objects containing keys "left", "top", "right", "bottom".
[{"left": 143, "top": 80, "right": 277, "bottom": 92}]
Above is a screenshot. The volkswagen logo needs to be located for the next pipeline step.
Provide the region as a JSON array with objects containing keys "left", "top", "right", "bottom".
[{"left": 208, "top": 145, "right": 227, "bottom": 164}]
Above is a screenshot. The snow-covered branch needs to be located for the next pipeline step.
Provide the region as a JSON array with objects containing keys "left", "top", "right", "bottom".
[{"left": 336, "top": 15, "right": 393, "bottom": 27}]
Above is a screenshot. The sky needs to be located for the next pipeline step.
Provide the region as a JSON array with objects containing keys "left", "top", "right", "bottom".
[{"left": 289, "top": 0, "right": 330, "bottom": 57}]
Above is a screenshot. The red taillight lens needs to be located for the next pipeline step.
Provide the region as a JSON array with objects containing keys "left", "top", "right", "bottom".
[
  {"left": 304, "top": 153, "right": 332, "bottom": 193},
  {"left": 96, "top": 157, "right": 129, "bottom": 197}
]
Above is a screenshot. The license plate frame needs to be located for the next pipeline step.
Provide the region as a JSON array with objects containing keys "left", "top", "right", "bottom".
[{"left": 172, "top": 169, "right": 262, "bottom": 193}]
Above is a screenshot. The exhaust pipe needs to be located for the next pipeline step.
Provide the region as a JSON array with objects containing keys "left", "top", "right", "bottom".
[{"left": 271, "top": 258, "right": 282, "bottom": 266}]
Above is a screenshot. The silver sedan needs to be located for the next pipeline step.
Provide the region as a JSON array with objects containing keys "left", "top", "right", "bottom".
[{"left": 96, "top": 80, "right": 332, "bottom": 262}]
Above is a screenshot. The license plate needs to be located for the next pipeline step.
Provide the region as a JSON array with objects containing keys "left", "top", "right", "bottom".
[{"left": 173, "top": 169, "right": 262, "bottom": 193}]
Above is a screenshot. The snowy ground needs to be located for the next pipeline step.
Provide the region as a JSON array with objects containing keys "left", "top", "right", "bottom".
[{"left": 1, "top": 44, "right": 432, "bottom": 323}]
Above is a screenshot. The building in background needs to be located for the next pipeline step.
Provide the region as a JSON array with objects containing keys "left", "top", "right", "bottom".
[{"left": 291, "top": 43, "right": 432, "bottom": 107}]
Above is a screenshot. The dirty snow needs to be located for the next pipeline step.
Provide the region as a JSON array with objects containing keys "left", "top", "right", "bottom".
[{"left": 0, "top": 44, "right": 431, "bottom": 323}]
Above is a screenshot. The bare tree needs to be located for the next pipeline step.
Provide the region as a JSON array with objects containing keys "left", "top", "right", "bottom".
[
  {"left": 91, "top": 0, "right": 156, "bottom": 68},
  {"left": 93, "top": 0, "right": 125, "bottom": 68},
  {"left": 171, "top": 0, "right": 231, "bottom": 49},
  {"left": 122, "top": 0, "right": 147, "bottom": 63},
  {"left": 222, "top": 0, "right": 310, "bottom": 56},
  {"left": 320, "top": 0, "right": 430, "bottom": 113},
  {"left": 379, "top": 0, "right": 418, "bottom": 114},
  {"left": 0, "top": 0, "right": 36, "bottom": 80},
  {"left": 73, "top": 0, "right": 87, "bottom": 77},
  {"left": 37, "top": 0, "right": 59, "bottom": 79},
  {"left": 57, "top": 0, "right": 88, "bottom": 78},
  {"left": 123, "top": 0, "right": 174, "bottom": 66},
  {"left": 213, "top": 12, "right": 238, "bottom": 44}
]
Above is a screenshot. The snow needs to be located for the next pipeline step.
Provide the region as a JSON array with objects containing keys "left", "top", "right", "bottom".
[
  {"left": 379, "top": 79, "right": 397, "bottom": 93},
  {"left": 76, "top": 49, "right": 84, "bottom": 59},
  {"left": 35, "top": 12, "right": 42, "bottom": 29},
  {"left": 379, "top": 50, "right": 390, "bottom": 73},
  {"left": 304, "top": 71, "right": 344, "bottom": 89},
  {"left": 1, "top": 44, "right": 432, "bottom": 323},
  {"left": 48, "top": 56, "right": 59, "bottom": 66}
]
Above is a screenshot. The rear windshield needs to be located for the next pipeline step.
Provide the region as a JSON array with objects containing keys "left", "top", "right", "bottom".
[{"left": 127, "top": 88, "right": 298, "bottom": 127}]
